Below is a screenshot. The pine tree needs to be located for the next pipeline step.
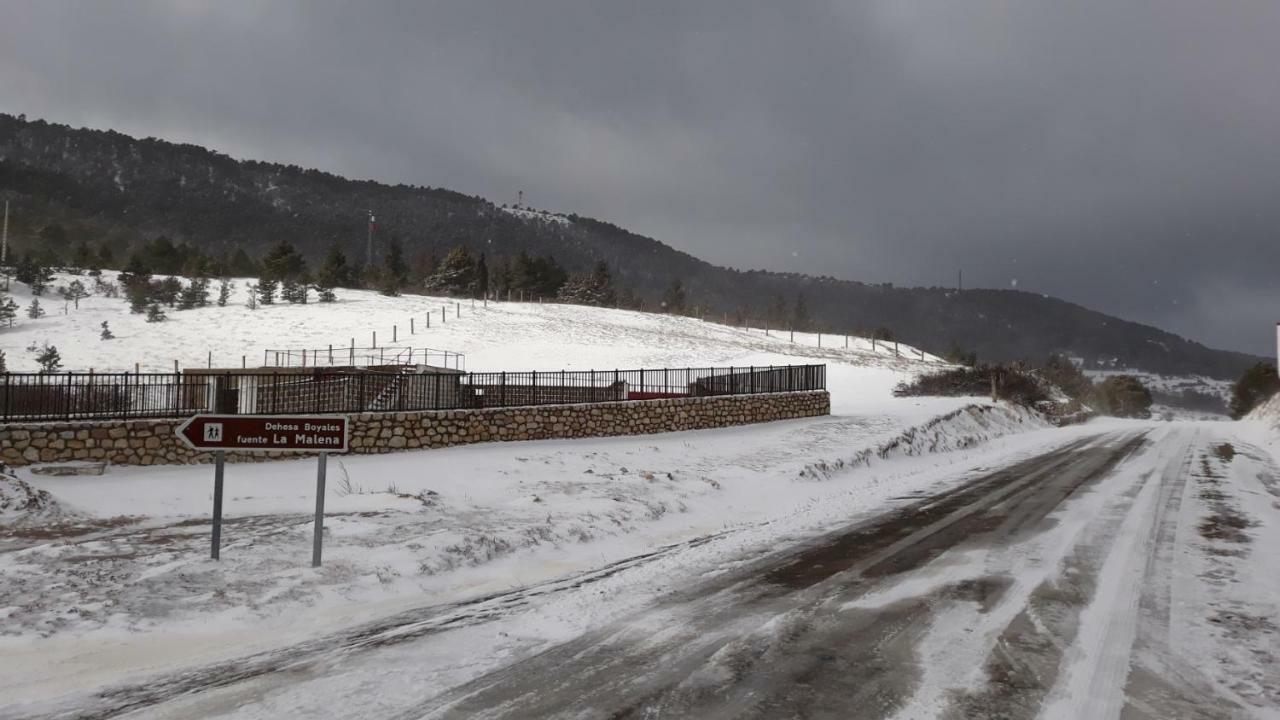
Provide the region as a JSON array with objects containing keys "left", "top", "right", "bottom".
[
  {"left": 177, "top": 277, "right": 211, "bottom": 309},
  {"left": 558, "top": 260, "right": 616, "bottom": 306},
  {"left": 0, "top": 295, "right": 17, "bottom": 328},
  {"left": 97, "top": 243, "right": 115, "bottom": 269},
  {"left": 64, "top": 279, "right": 90, "bottom": 309},
  {"left": 100, "top": 321, "right": 115, "bottom": 340},
  {"left": 35, "top": 344, "right": 62, "bottom": 373},
  {"left": 72, "top": 240, "right": 94, "bottom": 269},
  {"left": 768, "top": 294, "right": 788, "bottom": 329},
  {"left": 476, "top": 253, "right": 490, "bottom": 298},
  {"left": 28, "top": 264, "right": 53, "bottom": 297},
  {"left": 26, "top": 298, "right": 45, "bottom": 319},
  {"left": 316, "top": 245, "right": 350, "bottom": 300},
  {"left": 424, "top": 245, "right": 477, "bottom": 296},
  {"left": 791, "top": 293, "right": 811, "bottom": 332},
  {"left": 256, "top": 278, "right": 277, "bottom": 305},
  {"left": 146, "top": 302, "right": 167, "bottom": 323},
  {"left": 379, "top": 237, "right": 409, "bottom": 296},
  {"left": 662, "top": 278, "right": 687, "bottom": 314},
  {"left": 120, "top": 254, "right": 154, "bottom": 313},
  {"left": 260, "top": 241, "right": 305, "bottom": 303},
  {"left": 217, "top": 279, "right": 233, "bottom": 306},
  {"left": 153, "top": 277, "right": 183, "bottom": 306},
  {"left": 281, "top": 271, "right": 311, "bottom": 303}
]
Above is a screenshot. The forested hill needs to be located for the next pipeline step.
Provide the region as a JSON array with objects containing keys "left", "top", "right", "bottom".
[{"left": 0, "top": 113, "right": 1263, "bottom": 379}]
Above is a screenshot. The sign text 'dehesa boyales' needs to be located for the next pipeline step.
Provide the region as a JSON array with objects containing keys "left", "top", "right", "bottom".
[{"left": 177, "top": 415, "right": 348, "bottom": 452}]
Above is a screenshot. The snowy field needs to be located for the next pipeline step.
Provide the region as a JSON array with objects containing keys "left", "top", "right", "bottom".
[
  {"left": 0, "top": 271, "right": 937, "bottom": 373},
  {"left": 0, "top": 273, "right": 988, "bottom": 708},
  {"left": 3, "top": 275, "right": 1277, "bottom": 718}
]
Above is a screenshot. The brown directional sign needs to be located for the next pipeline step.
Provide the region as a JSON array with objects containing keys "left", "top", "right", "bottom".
[{"left": 177, "top": 415, "right": 349, "bottom": 452}]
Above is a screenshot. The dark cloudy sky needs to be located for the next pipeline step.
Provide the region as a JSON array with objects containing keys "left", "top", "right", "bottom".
[{"left": 2, "top": 1, "right": 1277, "bottom": 355}]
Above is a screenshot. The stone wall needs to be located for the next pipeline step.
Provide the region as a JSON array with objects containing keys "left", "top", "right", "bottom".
[{"left": 0, "top": 391, "right": 829, "bottom": 468}]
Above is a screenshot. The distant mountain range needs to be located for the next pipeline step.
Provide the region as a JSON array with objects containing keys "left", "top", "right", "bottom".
[{"left": 0, "top": 113, "right": 1264, "bottom": 380}]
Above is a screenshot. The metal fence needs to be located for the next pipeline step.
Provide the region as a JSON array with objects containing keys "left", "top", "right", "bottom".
[
  {"left": 0, "top": 365, "right": 825, "bottom": 422},
  {"left": 263, "top": 346, "right": 465, "bottom": 370}
]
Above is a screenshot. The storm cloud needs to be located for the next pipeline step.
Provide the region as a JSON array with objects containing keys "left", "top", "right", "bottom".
[{"left": 2, "top": 0, "right": 1277, "bottom": 354}]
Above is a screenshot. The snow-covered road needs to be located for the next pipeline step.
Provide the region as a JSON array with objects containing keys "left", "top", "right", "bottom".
[{"left": 8, "top": 421, "right": 1277, "bottom": 720}]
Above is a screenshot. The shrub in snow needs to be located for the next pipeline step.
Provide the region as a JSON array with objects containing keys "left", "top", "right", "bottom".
[
  {"left": 0, "top": 294, "right": 17, "bottom": 327},
  {"left": 26, "top": 297, "right": 45, "bottom": 319},
  {"left": 61, "top": 279, "right": 90, "bottom": 308},
  {"left": 36, "top": 343, "right": 62, "bottom": 373},
  {"left": 216, "top": 278, "right": 233, "bottom": 306},
  {"left": 1230, "top": 362, "right": 1280, "bottom": 419},
  {"left": 146, "top": 302, "right": 167, "bottom": 323},
  {"left": 1093, "top": 375, "right": 1153, "bottom": 419}
]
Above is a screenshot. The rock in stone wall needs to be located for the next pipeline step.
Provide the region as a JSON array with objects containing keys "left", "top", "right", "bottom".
[{"left": 0, "top": 391, "right": 829, "bottom": 468}]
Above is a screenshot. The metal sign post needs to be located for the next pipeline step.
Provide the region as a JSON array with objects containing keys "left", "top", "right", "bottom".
[
  {"left": 211, "top": 450, "right": 225, "bottom": 560},
  {"left": 177, "top": 415, "right": 349, "bottom": 565},
  {"left": 312, "top": 453, "right": 328, "bottom": 567}
]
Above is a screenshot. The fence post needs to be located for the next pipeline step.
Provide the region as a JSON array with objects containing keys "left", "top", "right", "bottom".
[
  {"left": 3, "top": 372, "right": 9, "bottom": 422},
  {"left": 640, "top": 368, "right": 645, "bottom": 395},
  {"left": 372, "top": 331, "right": 377, "bottom": 348},
  {"left": 393, "top": 325, "right": 397, "bottom": 343},
  {"left": 749, "top": 366, "right": 755, "bottom": 393},
  {"left": 207, "top": 351, "right": 212, "bottom": 369},
  {"left": 729, "top": 366, "right": 735, "bottom": 395},
  {"left": 328, "top": 344, "right": 333, "bottom": 364},
  {"left": 64, "top": 371, "right": 72, "bottom": 420},
  {"left": 501, "top": 371, "right": 507, "bottom": 407},
  {"left": 263, "top": 349, "right": 268, "bottom": 366},
  {"left": 410, "top": 318, "right": 414, "bottom": 335},
  {"left": 426, "top": 313, "right": 430, "bottom": 329}
]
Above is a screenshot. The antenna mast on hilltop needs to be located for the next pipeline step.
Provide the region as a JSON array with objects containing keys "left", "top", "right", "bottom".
[
  {"left": 1, "top": 200, "right": 8, "bottom": 266},
  {"left": 517, "top": 190, "right": 523, "bottom": 208},
  {"left": 366, "top": 210, "right": 376, "bottom": 267}
]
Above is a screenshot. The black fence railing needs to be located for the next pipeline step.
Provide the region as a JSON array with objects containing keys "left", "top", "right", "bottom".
[{"left": 0, "top": 365, "right": 826, "bottom": 422}]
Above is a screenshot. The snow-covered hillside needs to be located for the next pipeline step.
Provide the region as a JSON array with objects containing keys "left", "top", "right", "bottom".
[
  {"left": 1, "top": 272, "right": 1066, "bottom": 705},
  {"left": 0, "top": 271, "right": 939, "bottom": 377}
]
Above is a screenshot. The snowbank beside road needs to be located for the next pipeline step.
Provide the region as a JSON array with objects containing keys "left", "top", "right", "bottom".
[
  {"left": 798, "top": 403, "right": 1052, "bottom": 481},
  {"left": 1246, "top": 391, "right": 1280, "bottom": 425},
  {"left": 0, "top": 467, "right": 76, "bottom": 525}
]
